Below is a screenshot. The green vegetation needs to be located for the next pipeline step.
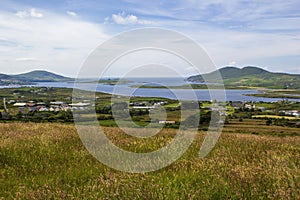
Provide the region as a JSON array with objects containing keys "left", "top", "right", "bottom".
[
  {"left": 80, "top": 78, "right": 133, "bottom": 85},
  {"left": 1, "top": 87, "right": 299, "bottom": 129},
  {"left": 187, "top": 66, "right": 300, "bottom": 89},
  {"left": 245, "top": 89, "right": 300, "bottom": 99},
  {"left": 0, "top": 87, "right": 74, "bottom": 103},
  {"left": 0, "top": 87, "right": 181, "bottom": 125},
  {"left": 0, "top": 122, "right": 299, "bottom": 199},
  {"left": 252, "top": 115, "right": 297, "bottom": 120},
  {"left": 0, "top": 70, "right": 72, "bottom": 86}
]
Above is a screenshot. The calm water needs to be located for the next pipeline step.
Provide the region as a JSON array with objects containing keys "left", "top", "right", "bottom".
[{"left": 1, "top": 78, "right": 299, "bottom": 102}]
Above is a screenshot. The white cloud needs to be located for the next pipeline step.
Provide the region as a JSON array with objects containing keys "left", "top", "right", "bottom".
[
  {"left": 176, "top": 24, "right": 300, "bottom": 73},
  {"left": 0, "top": 9, "right": 109, "bottom": 76},
  {"left": 16, "top": 8, "right": 43, "bottom": 18},
  {"left": 185, "top": 66, "right": 198, "bottom": 73},
  {"left": 67, "top": 11, "right": 77, "bottom": 17},
  {"left": 30, "top": 8, "right": 43, "bottom": 18},
  {"left": 111, "top": 12, "right": 152, "bottom": 25},
  {"left": 124, "top": 1, "right": 300, "bottom": 30},
  {"left": 249, "top": 17, "right": 300, "bottom": 31},
  {"left": 15, "top": 57, "right": 37, "bottom": 62},
  {"left": 228, "top": 61, "right": 237, "bottom": 66},
  {"left": 15, "top": 10, "right": 28, "bottom": 18},
  {"left": 3, "top": 1, "right": 300, "bottom": 75},
  {"left": 104, "top": 17, "right": 110, "bottom": 24}
]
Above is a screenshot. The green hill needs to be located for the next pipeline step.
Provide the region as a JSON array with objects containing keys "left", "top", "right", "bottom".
[
  {"left": 0, "top": 70, "right": 73, "bottom": 85},
  {"left": 187, "top": 66, "right": 300, "bottom": 89},
  {"left": 12, "top": 70, "right": 72, "bottom": 82}
]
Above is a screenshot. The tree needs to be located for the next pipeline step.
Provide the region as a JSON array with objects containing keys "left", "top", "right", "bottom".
[{"left": 112, "top": 102, "right": 128, "bottom": 110}]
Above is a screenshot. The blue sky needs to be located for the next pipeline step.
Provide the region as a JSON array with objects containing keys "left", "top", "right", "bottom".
[{"left": 0, "top": 0, "right": 299, "bottom": 76}]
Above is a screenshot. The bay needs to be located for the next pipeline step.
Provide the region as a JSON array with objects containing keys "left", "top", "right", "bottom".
[{"left": 1, "top": 77, "right": 299, "bottom": 102}]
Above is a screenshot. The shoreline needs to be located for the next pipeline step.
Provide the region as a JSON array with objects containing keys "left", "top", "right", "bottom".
[{"left": 1, "top": 83, "right": 300, "bottom": 102}]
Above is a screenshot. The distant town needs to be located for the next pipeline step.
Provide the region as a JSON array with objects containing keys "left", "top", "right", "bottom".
[{"left": 0, "top": 87, "right": 299, "bottom": 128}]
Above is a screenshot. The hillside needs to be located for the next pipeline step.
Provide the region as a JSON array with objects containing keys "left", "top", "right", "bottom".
[
  {"left": 187, "top": 66, "right": 300, "bottom": 89},
  {"left": 0, "top": 70, "right": 73, "bottom": 85},
  {"left": 1, "top": 122, "right": 299, "bottom": 199}
]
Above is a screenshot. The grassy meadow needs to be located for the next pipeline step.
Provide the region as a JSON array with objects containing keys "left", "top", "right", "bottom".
[{"left": 0, "top": 120, "right": 299, "bottom": 199}]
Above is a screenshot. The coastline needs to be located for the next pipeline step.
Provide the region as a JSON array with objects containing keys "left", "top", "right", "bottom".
[{"left": 1, "top": 82, "right": 300, "bottom": 102}]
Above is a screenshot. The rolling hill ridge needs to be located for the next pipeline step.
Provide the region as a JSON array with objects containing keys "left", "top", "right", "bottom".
[
  {"left": 0, "top": 70, "right": 73, "bottom": 86},
  {"left": 187, "top": 66, "right": 300, "bottom": 89}
]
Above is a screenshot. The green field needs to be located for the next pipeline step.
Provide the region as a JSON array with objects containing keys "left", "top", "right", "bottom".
[
  {"left": 187, "top": 66, "right": 300, "bottom": 89},
  {"left": 252, "top": 115, "right": 298, "bottom": 120},
  {"left": 1, "top": 120, "right": 299, "bottom": 199}
]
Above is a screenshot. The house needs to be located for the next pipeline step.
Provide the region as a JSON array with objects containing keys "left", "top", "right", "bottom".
[
  {"left": 130, "top": 101, "right": 148, "bottom": 107},
  {"left": 279, "top": 110, "right": 300, "bottom": 117},
  {"left": 230, "top": 101, "right": 244, "bottom": 109},
  {"left": 13, "top": 102, "right": 27, "bottom": 107},
  {"left": 37, "top": 102, "right": 46, "bottom": 106},
  {"left": 50, "top": 107, "right": 61, "bottom": 112},
  {"left": 153, "top": 101, "right": 168, "bottom": 106},
  {"left": 38, "top": 107, "right": 49, "bottom": 112},
  {"left": 69, "top": 102, "right": 90, "bottom": 110},
  {"left": 159, "top": 120, "right": 176, "bottom": 124},
  {"left": 50, "top": 101, "right": 65, "bottom": 106},
  {"left": 8, "top": 100, "right": 16, "bottom": 104},
  {"left": 244, "top": 103, "right": 255, "bottom": 109},
  {"left": 132, "top": 106, "right": 155, "bottom": 109},
  {"left": 69, "top": 102, "right": 90, "bottom": 107}
]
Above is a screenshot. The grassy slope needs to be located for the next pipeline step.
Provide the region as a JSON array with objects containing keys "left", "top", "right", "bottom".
[
  {"left": 0, "top": 71, "right": 72, "bottom": 85},
  {"left": 187, "top": 66, "right": 300, "bottom": 89},
  {"left": 12, "top": 70, "right": 73, "bottom": 82},
  {"left": 1, "top": 121, "right": 299, "bottom": 199}
]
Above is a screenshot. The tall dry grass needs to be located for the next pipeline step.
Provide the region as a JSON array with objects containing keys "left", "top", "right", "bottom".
[{"left": 0, "top": 122, "right": 299, "bottom": 199}]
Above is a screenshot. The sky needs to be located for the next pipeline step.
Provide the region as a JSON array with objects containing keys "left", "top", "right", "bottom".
[{"left": 0, "top": 0, "right": 299, "bottom": 77}]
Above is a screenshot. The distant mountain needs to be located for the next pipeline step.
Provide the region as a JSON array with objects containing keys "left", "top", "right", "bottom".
[
  {"left": 0, "top": 70, "right": 73, "bottom": 86},
  {"left": 12, "top": 70, "right": 72, "bottom": 82},
  {"left": 187, "top": 66, "right": 300, "bottom": 89},
  {"left": 0, "top": 73, "right": 11, "bottom": 79}
]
